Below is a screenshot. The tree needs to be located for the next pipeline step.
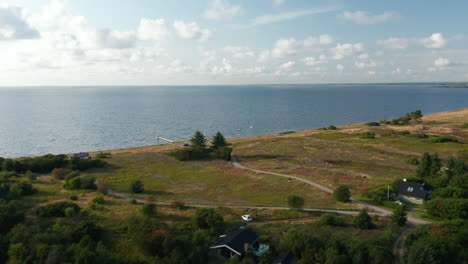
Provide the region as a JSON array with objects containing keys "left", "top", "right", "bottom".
[
  {"left": 334, "top": 185, "right": 351, "bottom": 202},
  {"left": 25, "top": 170, "right": 36, "bottom": 182},
  {"left": 391, "top": 205, "right": 407, "bottom": 226},
  {"left": 140, "top": 203, "right": 157, "bottom": 217},
  {"left": 52, "top": 168, "right": 70, "bottom": 180},
  {"left": 190, "top": 131, "right": 207, "bottom": 151},
  {"left": 131, "top": 180, "right": 144, "bottom": 193},
  {"left": 288, "top": 195, "right": 305, "bottom": 209},
  {"left": 211, "top": 132, "right": 228, "bottom": 149},
  {"left": 193, "top": 208, "right": 224, "bottom": 233},
  {"left": 354, "top": 209, "right": 373, "bottom": 230}
]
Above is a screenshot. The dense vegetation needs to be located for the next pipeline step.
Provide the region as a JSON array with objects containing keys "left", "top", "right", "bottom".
[{"left": 170, "top": 131, "right": 233, "bottom": 161}]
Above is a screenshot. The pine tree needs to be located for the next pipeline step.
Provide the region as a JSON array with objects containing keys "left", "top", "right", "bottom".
[
  {"left": 190, "top": 131, "right": 207, "bottom": 151},
  {"left": 354, "top": 209, "right": 373, "bottom": 230},
  {"left": 416, "top": 152, "right": 432, "bottom": 177},
  {"left": 211, "top": 132, "right": 228, "bottom": 149}
]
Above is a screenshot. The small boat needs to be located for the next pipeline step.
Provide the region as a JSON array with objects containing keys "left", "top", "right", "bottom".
[{"left": 237, "top": 128, "right": 241, "bottom": 131}]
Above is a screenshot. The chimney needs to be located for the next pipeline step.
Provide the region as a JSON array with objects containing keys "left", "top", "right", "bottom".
[
  {"left": 244, "top": 243, "right": 249, "bottom": 254},
  {"left": 403, "top": 178, "right": 407, "bottom": 182}
]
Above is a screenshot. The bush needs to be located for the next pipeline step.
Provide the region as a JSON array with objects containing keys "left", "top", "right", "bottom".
[
  {"left": 169, "top": 148, "right": 209, "bottom": 161},
  {"left": 91, "top": 194, "right": 105, "bottom": 204},
  {"left": 131, "top": 180, "right": 144, "bottom": 193},
  {"left": 97, "top": 183, "right": 108, "bottom": 195},
  {"left": 327, "top": 125, "right": 337, "bottom": 130},
  {"left": 37, "top": 201, "right": 80, "bottom": 217},
  {"left": 64, "top": 171, "right": 80, "bottom": 180},
  {"left": 170, "top": 201, "right": 186, "bottom": 210},
  {"left": 130, "top": 199, "right": 137, "bottom": 204},
  {"left": 288, "top": 195, "right": 305, "bottom": 209},
  {"left": 25, "top": 171, "right": 36, "bottom": 182},
  {"left": 70, "top": 195, "right": 78, "bottom": 201},
  {"left": 359, "top": 132, "right": 375, "bottom": 139},
  {"left": 140, "top": 203, "right": 157, "bottom": 217},
  {"left": 425, "top": 198, "right": 468, "bottom": 219},
  {"left": 318, "top": 213, "right": 345, "bottom": 226},
  {"left": 193, "top": 208, "right": 224, "bottom": 232},
  {"left": 365, "top": 122, "right": 380, "bottom": 126},
  {"left": 95, "top": 152, "right": 111, "bottom": 159},
  {"left": 428, "top": 136, "right": 459, "bottom": 143},
  {"left": 65, "top": 207, "right": 77, "bottom": 217},
  {"left": 63, "top": 176, "right": 81, "bottom": 190},
  {"left": 10, "top": 181, "right": 36, "bottom": 196},
  {"left": 391, "top": 206, "right": 407, "bottom": 226},
  {"left": 211, "top": 146, "right": 232, "bottom": 161},
  {"left": 407, "top": 133, "right": 428, "bottom": 138},
  {"left": 354, "top": 209, "right": 373, "bottom": 230},
  {"left": 396, "top": 130, "right": 410, "bottom": 136},
  {"left": 333, "top": 185, "right": 351, "bottom": 202},
  {"left": 52, "top": 168, "right": 71, "bottom": 180},
  {"left": 80, "top": 176, "right": 96, "bottom": 190}
]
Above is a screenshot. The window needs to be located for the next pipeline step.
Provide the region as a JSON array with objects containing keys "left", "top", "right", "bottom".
[{"left": 407, "top": 187, "right": 413, "bottom": 192}]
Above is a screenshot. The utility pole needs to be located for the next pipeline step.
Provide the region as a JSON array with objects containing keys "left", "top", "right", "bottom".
[{"left": 387, "top": 185, "right": 390, "bottom": 200}]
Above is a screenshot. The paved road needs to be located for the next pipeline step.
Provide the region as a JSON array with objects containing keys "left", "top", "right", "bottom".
[
  {"left": 107, "top": 189, "right": 382, "bottom": 216},
  {"left": 231, "top": 156, "right": 431, "bottom": 224}
]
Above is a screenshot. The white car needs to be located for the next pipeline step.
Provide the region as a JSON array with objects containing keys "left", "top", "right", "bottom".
[
  {"left": 394, "top": 200, "right": 404, "bottom": 205},
  {"left": 242, "top": 215, "right": 253, "bottom": 222}
]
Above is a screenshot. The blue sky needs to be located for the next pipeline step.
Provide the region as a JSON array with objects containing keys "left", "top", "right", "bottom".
[{"left": 0, "top": 0, "right": 467, "bottom": 85}]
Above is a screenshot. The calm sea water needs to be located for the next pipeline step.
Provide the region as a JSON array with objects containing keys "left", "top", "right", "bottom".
[{"left": 0, "top": 84, "right": 467, "bottom": 158}]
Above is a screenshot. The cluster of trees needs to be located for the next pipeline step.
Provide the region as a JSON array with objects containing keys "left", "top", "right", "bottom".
[
  {"left": 170, "top": 131, "right": 232, "bottom": 161},
  {"left": 379, "top": 110, "right": 423, "bottom": 126},
  {"left": 0, "top": 171, "right": 37, "bottom": 200},
  {"left": 0, "top": 154, "right": 106, "bottom": 174},
  {"left": 404, "top": 222, "right": 468, "bottom": 263}
]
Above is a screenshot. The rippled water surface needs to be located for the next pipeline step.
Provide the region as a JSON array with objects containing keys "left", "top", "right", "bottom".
[{"left": 0, "top": 84, "right": 467, "bottom": 157}]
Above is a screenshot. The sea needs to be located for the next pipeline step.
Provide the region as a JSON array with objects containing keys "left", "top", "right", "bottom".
[{"left": 0, "top": 84, "right": 467, "bottom": 158}]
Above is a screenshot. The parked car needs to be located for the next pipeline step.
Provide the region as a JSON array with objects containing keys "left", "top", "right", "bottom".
[
  {"left": 242, "top": 215, "right": 253, "bottom": 222},
  {"left": 394, "top": 200, "right": 404, "bottom": 205}
]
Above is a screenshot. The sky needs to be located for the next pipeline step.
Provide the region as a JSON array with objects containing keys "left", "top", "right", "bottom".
[{"left": 0, "top": 0, "right": 467, "bottom": 86}]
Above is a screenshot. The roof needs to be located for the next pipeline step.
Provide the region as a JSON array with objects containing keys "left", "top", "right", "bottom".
[
  {"left": 272, "top": 251, "right": 296, "bottom": 264},
  {"left": 210, "top": 228, "right": 259, "bottom": 255},
  {"left": 396, "top": 181, "right": 430, "bottom": 200}
]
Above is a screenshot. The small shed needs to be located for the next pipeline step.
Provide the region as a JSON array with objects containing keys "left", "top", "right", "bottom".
[
  {"left": 210, "top": 227, "right": 269, "bottom": 260},
  {"left": 396, "top": 180, "right": 430, "bottom": 204}
]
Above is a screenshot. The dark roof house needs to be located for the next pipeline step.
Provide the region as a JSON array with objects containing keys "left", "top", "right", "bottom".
[
  {"left": 210, "top": 227, "right": 269, "bottom": 260},
  {"left": 396, "top": 180, "right": 430, "bottom": 204},
  {"left": 74, "top": 152, "right": 91, "bottom": 160}
]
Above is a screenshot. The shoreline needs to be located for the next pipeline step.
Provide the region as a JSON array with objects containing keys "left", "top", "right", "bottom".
[{"left": 7, "top": 107, "right": 468, "bottom": 159}]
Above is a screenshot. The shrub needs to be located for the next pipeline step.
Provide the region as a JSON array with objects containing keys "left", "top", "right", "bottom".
[
  {"left": 64, "top": 171, "right": 80, "bottom": 180},
  {"left": 65, "top": 207, "right": 77, "bottom": 217},
  {"left": 354, "top": 209, "right": 373, "bottom": 229},
  {"left": 211, "top": 146, "right": 232, "bottom": 161},
  {"left": 359, "top": 132, "right": 375, "bottom": 139},
  {"left": 407, "top": 133, "right": 428, "bottom": 138},
  {"left": 333, "top": 185, "right": 350, "bottom": 202},
  {"left": 80, "top": 176, "right": 96, "bottom": 190},
  {"left": 95, "top": 152, "right": 111, "bottom": 159},
  {"left": 365, "top": 122, "right": 380, "bottom": 126},
  {"left": 287, "top": 195, "right": 305, "bottom": 209},
  {"left": 396, "top": 130, "right": 410, "bottom": 136},
  {"left": 37, "top": 201, "right": 80, "bottom": 217},
  {"left": 380, "top": 132, "right": 393, "bottom": 137},
  {"left": 97, "top": 183, "right": 108, "bottom": 195},
  {"left": 52, "top": 168, "right": 71, "bottom": 180},
  {"left": 318, "top": 213, "right": 345, "bottom": 226},
  {"left": 428, "top": 136, "right": 459, "bottom": 143},
  {"left": 10, "top": 181, "right": 36, "bottom": 196},
  {"left": 391, "top": 206, "right": 407, "bottom": 226},
  {"left": 130, "top": 199, "right": 137, "bottom": 204},
  {"left": 462, "top": 123, "right": 468, "bottom": 128},
  {"left": 169, "top": 148, "right": 208, "bottom": 161},
  {"left": 425, "top": 198, "right": 468, "bottom": 219},
  {"left": 170, "top": 201, "right": 186, "bottom": 210},
  {"left": 131, "top": 180, "right": 144, "bottom": 193},
  {"left": 25, "top": 171, "right": 36, "bottom": 182},
  {"left": 140, "top": 203, "right": 157, "bottom": 217},
  {"left": 63, "top": 176, "right": 81, "bottom": 190},
  {"left": 70, "top": 195, "right": 78, "bottom": 201},
  {"left": 193, "top": 208, "right": 224, "bottom": 232},
  {"left": 91, "top": 194, "right": 105, "bottom": 204},
  {"left": 327, "top": 125, "right": 337, "bottom": 130}
]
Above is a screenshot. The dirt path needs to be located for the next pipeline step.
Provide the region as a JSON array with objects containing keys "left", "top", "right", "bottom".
[
  {"left": 231, "top": 156, "right": 431, "bottom": 224},
  {"left": 393, "top": 227, "right": 415, "bottom": 264}
]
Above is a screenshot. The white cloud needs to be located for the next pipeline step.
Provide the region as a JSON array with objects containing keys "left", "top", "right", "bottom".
[
  {"left": 336, "top": 64, "right": 344, "bottom": 71},
  {"left": 279, "top": 61, "right": 295, "bottom": 70},
  {"left": 223, "top": 46, "right": 255, "bottom": 59},
  {"left": 331, "top": 42, "right": 364, "bottom": 60},
  {"left": 258, "top": 38, "right": 297, "bottom": 62},
  {"left": 173, "top": 20, "right": 211, "bottom": 41},
  {"left": 211, "top": 58, "right": 233, "bottom": 74},
  {"left": 420, "top": 33, "right": 447, "bottom": 48},
  {"left": 0, "top": 5, "right": 39, "bottom": 40},
  {"left": 368, "top": 71, "right": 376, "bottom": 75},
  {"left": 302, "top": 56, "right": 326, "bottom": 66},
  {"left": 377, "top": 37, "right": 409, "bottom": 50},
  {"left": 355, "top": 60, "right": 376, "bottom": 69},
  {"left": 358, "top": 53, "right": 369, "bottom": 59},
  {"left": 203, "top": 0, "right": 241, "bottom": 20},
  {"left": 434, "top": 57, "right": 450, "bottom": 67},
  {"left": 138, "top": 18, "right": 169, "bottom": 41},
  {"left": 340, "top": 11, "right": 398, "bottom": 24},
  {"left": 245, "top": 66, "right": 265, "bottom": 74},
  {"left": 273, "top": 0, "right": 286, "bottom": 7},
  {"left": 304, "top": 34, "right": 334, "bottom": 47},
  {"left": 252, "top": 7, "right": 336, "bottom": 26}
]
